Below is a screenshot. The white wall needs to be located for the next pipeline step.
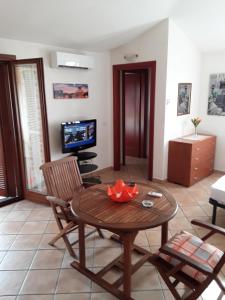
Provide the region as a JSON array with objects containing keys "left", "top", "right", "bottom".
[
  {"left": 163, "top": 20, "right": 201, "bottom": 178},
  {"left": 0, "top": 37, "right": 113, "bottom": 170},
  {"left": 198, "top": 52, "right": 225, "bottom": 172},
  {"left": 111, "top": 20, "right": 169, "bottom": 180}
]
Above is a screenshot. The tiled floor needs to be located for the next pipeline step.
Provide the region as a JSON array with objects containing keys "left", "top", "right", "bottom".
[{"left": 0, "top": 161, "right": 225, "bottom": 299}]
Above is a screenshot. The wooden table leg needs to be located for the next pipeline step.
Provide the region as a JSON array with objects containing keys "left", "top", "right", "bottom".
[
  {"left": 122, "top": 232, "right": 137, "bottom": 299},
  {"left": 161, "top": 222, "right": 168, "bottom": 246},
  {"left": 78, "top": 222, "right": 86, "bottom": 267}
]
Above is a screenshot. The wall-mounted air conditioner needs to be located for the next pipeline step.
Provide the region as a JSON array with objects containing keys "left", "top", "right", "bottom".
[{"left": 50, "top": 51, "right": 94, "bottom": 69}]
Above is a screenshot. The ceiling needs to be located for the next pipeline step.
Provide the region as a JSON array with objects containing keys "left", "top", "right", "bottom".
[{"left": 0, "top": 0, "right": 224, "bottom": 52}]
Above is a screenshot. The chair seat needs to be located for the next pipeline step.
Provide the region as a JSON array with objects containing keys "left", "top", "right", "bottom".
[
  {"left": 211, "top": 175, "right": 225, "bottom": 205},
  {"left": 158, "top": 231, "right": 223, "bottom": 282}
]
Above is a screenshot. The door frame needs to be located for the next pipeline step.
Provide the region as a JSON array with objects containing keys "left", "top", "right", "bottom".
[
  {"left": 10, "top": 58, "right": 50, "bottom": 204},
  {"left": 113, "top": 61, "right": 156, "bottom": 180}
]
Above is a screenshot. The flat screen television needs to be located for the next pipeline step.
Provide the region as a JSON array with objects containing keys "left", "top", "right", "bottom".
[{"left": 61, "top": 119, "right": 96, "bottom": 153}]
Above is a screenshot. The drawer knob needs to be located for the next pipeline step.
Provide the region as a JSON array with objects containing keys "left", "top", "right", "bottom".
[
  {"left": 195, "top": 157, "right": 199, "bottom": 161},
  {"left": 194, "top": 176, "right": 198, "bottom": 180},
  {"left": 196, "top": 147, "right": 200, "bottom": 151},
  {"left": 194, "top": 167, "right": 198, "bottom": 170}
]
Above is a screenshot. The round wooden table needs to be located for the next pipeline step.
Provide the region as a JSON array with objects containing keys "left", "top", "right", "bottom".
[{"left": 71, "top": 182, "right": 177, "bottom": 300}]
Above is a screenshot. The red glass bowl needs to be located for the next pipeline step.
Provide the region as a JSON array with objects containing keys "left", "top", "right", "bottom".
[{"left": 107, "top": 179, "right": 139, "bottom": 203}]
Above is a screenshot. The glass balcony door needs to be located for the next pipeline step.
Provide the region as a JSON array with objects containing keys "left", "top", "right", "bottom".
[{"left": 12, "top": 58, "right": 50, "bottom": 201}]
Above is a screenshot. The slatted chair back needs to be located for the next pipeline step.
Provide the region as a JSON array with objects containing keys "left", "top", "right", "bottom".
[{"left": 40, "top": 156, "right": 83, "bottom": 202}]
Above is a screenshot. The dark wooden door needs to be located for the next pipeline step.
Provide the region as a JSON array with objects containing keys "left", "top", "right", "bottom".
[
  {"left": 0, "top": 61, "right": 22, "bottom": 200},
  {"left": 124, "top": 72, "right": 141, "bottom": 157},
  {"left": 123, "top": 71, "right": 148, "bottom": 158}
]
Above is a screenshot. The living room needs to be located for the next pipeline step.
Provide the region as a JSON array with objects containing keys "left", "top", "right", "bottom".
[{"left": 0, "top": 1, "right": 225, "bottom": 299}]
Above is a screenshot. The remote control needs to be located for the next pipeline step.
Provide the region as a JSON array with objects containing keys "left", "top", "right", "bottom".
[{"left": 148, "top": 191, "right": 162, "bottom": 198}]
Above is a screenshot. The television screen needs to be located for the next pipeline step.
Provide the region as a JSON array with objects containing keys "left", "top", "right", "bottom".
[{"left": 61, "top": 119, "right": 96, "bottom": 153}]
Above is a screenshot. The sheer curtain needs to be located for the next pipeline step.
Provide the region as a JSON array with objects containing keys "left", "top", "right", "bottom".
[{"left": 15, "top": 63, "right": 45, "bottom": 192}]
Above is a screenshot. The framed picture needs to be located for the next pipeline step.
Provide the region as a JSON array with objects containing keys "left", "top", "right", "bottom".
[
  {"left": 208, "top": 73, "right": 225, "bottom": 116},
  {"left": 177, "top": 83, "right": 192, "bottom": 116},
  {"left": 53, "top": 83, "right": 89, "bottom": 99}
]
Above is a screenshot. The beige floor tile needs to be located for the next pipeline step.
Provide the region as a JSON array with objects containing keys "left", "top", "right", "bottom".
[
  {"left": 62, "top": 248, "right": 93, "bottom": 268},
  {"left": 0, "top": 270, "right": 27, "bottom": 295},
  {"left": 19, "top": 221, "right": 48, "bottom": 234},
  {"left": 200, "top": 204, "right": 214, "bottom": 217},
  {"left": 17, "top": 295, "right": 54, "bottom": 300},
  {"left": 216, "top": 207, "right": 225, "bottom": 217},
  {"left": 27, "top": 209, "right": 52, "bottom": 221},
  {"left": 91, "top": 267, "right": 121, "bottom": 293},
  {"left": 0, "top": 251, "right": 6, "bottom": 263},
  {"left": 0, "top": 212, "right": 9, "bottom": 222},
  {"left": 145, "top": 226, "right": 161, "bottom": 232},
  {"left": 38, "top": 234, "right": 65, "bottom": 250},
  {"left": 181, "top": 206, "right": 207, "bottom": 217},
  {"left": 158, "top": 273, "right": 186, "bottom": 290},
  {"left": 215, "top": 216, "right": 225, "bottom": 227},
  {"left": 134, "top": 231, "right": 149, "bottom": 247},
  {"left": 94, "top": 230, "right": 119, "bottom": 248},
  {"left": 0, "top": 202, "right": 16, "bottom": 211},
  {"left": 174, "top": 207, "right": 185, "bottom": 217},
  {"left": 0, "top": 297, "right": 16, "bottom": 300},
  {"left": 131, "top": 266, "right": 161, "bottom": 291},
  {"left": 91, "top": 293, "right": 116, "bottom": 300},
  {"left": 168, "top": 217, "right": 193, "bottom": 231},
  {"left": 31, "top": 202, "right": 49, "bottom": 210},
  {"left": 0, "top": 222, "right": 24, "bottom": 234},
  {"left": 163, "top": 289, "right": 198, "bottom": 300},
  {"left": 13, "top": 200, "right": 36, "bottom": 211},
  {"left": 149, "top": 245, "right": 160, "bottom": 253},
  {"left": 69, "top": 231, "right": 96, "bottom": 249},
  {"left": 131, "top": 246, "right": 152, "bottom": 266},
  {"left": 0, "top": 250, "right": 35, "bottom": 270},
  {"left": 93, "top": 247, "right": 122, "bottom": 267},
  {"left": 10, "top": 234, "right": 42, "bottom": 250},
  {"left": 55, "top": 294, "right": 90, "bottom": 300},
  {"left": 0, "top": 235, "right": 17, "bottom": 250},
  {"left": 186, "top": 215, "right": 211, "bottom": 223},
  {"left": 31, "top": 249, "right": 64, "bottom": 269},
  {"left": 4, "top": 211, "right": 31, "bottom": 222},
  {"left": 56, "top": 268, "right": 91, "bottom": 293},
  {"left": 20, "top": 269, "right": 59, "bottom": 294},
  {"left": 196, "top": 196, "right": 211, "bottom": 206},
  {"left": 188, "top": 189, "right": 209, "bottom": 201},
  {"left": 173, "top": 192, "right": 196, "bottom": 207},
  {"left": 132, "top": 290, "right": 165, "bottom": 300},
  {"left": 206, "top": 233, "right": 225, "bottom": 245},
  {"left": 146, "top": 230, "right": 163, "bottom": 245},
  {"left": 44, "top": 221, "right": 59, "bottom": 234}
]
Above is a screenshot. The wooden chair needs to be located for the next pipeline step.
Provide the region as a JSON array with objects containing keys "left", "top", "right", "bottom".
[
  {"left": 40, "top": 156, "right": 104, "bottom": 257},
  {"left": 150, "top": 219, "right": 225, "bottom": 300}
]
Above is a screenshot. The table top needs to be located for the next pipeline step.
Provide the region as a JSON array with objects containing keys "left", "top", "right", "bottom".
[{"left": 71, "top": 182, "right": 178, "bottom": 232}]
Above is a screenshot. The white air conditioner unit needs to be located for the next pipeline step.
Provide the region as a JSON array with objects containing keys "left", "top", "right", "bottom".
[{"left": 50, "top": 51, "right": 94, "bottom": 69}]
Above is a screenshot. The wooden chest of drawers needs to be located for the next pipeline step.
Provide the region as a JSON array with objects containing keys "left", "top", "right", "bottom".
[{"left": 168, "top": 135, "right": 216, "bottom": 187}]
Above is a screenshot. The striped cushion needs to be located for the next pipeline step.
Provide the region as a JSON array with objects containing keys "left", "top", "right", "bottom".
[{"left": 158, "top": 231, "right": 223, "bottom": 282}]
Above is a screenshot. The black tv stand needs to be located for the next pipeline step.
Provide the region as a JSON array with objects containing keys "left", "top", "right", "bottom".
[
  {"left": 71, "top": 151, "right": 101, "bottom": 185},
  {"left": 76, "top": 151, "right": 97, "bottom": 162}
]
